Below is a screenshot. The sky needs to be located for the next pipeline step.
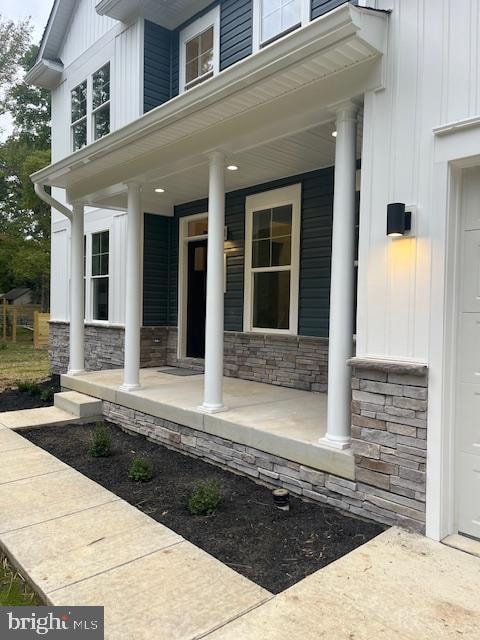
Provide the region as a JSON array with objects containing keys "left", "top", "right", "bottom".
[{"left": 0, "top": 0, "right": 54, "bottom": 139}]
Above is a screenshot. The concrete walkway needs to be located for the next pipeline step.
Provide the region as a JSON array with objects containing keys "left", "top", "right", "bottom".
[{"left": 1, "top": 411, "right": 480, "bottom": 639}]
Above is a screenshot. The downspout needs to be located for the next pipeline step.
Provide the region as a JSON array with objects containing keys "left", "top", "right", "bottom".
[
  {"left": 34, "top": 182, "right": 73, "bottom": 221},
  {"left": 34, "top": 181, "right": 85, "bottom": 375}
]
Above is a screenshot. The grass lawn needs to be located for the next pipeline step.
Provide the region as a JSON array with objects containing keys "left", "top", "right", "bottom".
[
  {"left": 0, "top": 333, "right": 50, "bottom": 392},
  {"left": 0, "top": 556, "right": 41, "bottom": 606}
]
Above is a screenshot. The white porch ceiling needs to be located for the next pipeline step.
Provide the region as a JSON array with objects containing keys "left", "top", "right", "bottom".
[
  {"left": 91, "top": 119, "right": 363, "bottom": 212},
  {"left": 32, "top": 4, "right": 386, "bottom": 213}
]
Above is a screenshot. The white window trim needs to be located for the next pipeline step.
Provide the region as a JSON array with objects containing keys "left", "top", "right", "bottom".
[
  {"left": 252, "top": 0, "right": 311, "bottom": 52},
  {"left": 70, "top": 61, "right": 111, "bottom": 152},
  {"left": 84, "top": 228, "right": 111, "bottom": 324},
  {"left": 177, "top": 212, "right": 209, "bottom": 359},
  {"left": 179, "top": 6, "right": 220, "bottom": 93},
  {"left": 243, "top": 183, "right": 301, "bottom": 335}
]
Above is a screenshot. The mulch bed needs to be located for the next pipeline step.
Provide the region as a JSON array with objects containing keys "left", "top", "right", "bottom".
[
  {"left": 23, "top": 421, "right": 385, "bottom": 593},
  {"left": 0, "top": 377, "right": 60, "bottom": 412}
]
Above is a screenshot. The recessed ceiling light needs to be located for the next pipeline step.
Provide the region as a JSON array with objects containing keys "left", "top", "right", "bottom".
[
  {"left": 155, "top": 187, "right": 165, "bottom": 193},
  {"left": 227, "top": 165, "right": 239, "bottom": 171},
  {"left": 331, "top": 131, "right": 337, "bottom": 138}
]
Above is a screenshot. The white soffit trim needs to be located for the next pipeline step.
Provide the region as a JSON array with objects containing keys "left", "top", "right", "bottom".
[
  {"left": 25, "top": 59, "right": 64, "bottom": 89},
  {"left": 32, "top": 4, "right": 387, "bottom": 195},
  {"left": 96, "top": 0, "right": 215, "bottom": 29}
]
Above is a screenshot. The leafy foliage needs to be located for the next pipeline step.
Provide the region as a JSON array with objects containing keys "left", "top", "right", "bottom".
[
  {"left": 0, "top": 21, "right": 51, "bottom": 306},
  {"left": 16, "top": 380, "right": 41, "bottom": 395},
  {"left": 89, "top": 423, "right": 112, "bottom": 458},
  {"left": 0, "top": 15, "right": 32, "bottom": 89},
  {"left": 128, "top": 456, "right": 154, "bottom": 482},
  {"left": 188, "top": 480, "right": 222, "bottom": 516}
]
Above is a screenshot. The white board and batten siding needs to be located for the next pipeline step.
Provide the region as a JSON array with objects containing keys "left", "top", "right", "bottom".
[
  {"left": 49, "top": 0, "right": 144, "bottom": 323},
  {"left": 357, "top": 0, "right": 480, "bottom": 364}
]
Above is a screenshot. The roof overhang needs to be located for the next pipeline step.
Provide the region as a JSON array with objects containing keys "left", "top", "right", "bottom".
[
  {"left": 96, "top": 0, "right": 217, "bottom": 29},
  {"left": 25, "top": 58, "right": 64, "bottom": 89},
  {"left": 32, "top": 4, "right": 388, "bottom": 211}
]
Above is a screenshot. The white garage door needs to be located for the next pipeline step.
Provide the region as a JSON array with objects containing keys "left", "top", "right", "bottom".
[{"left": 456, "top": 166, "right": 480, "bottom": 540}]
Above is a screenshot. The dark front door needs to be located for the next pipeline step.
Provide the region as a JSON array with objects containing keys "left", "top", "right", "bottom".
[{"left": 186, "top": 238, "right": 207, "bottom": 359}]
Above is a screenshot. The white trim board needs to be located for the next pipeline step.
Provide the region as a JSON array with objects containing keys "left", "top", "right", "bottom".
[
  {"left": 178, "top": 6, "right": 220, "bottom": 94},
  {"left": 243, "top": 183, "right": 301, "bottom": 336},
  {"left": 177, "top": 212, "right": 209, "bottom": 360}
]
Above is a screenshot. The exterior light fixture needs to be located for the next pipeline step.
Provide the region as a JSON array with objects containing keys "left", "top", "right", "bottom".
[
  {"left": 331, "top": 130, "right": 337, "bottom": 138},
  {"left": 227, "top": 165, "right": 238, "bottom": 171},
  {"left": 387, "top": 202, "right": 412, "bottom": 238},
  {"left": 155, "top": 187, "right": 165, "bottom": 193}
]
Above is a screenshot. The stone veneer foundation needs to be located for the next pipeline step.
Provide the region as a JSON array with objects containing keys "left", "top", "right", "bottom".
[
  {"left": 100, "top": 358, "right": 428, "bottom": 532},
  {"left": 50, "top": 323, "right": 328, "bottom": 392}
]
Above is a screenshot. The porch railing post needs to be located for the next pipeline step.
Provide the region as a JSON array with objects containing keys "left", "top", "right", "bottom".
[
  {"left": 120, "top": 182, "right": 143, "bottom": 391},
  {"left": 322, "top": 102, "right": 358, "bottom": 449},
  {"left": 68, "top": 203, "right": 85, "bottom": 375},
  {"left": 201, "top": 151, "right": 226, "bottom": 412}
]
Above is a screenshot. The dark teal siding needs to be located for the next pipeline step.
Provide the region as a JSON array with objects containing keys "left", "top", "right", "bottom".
[
  {"left": 220, "top": 0, "right": 253, "bottom": 70},
  {"left": 143, "top": 1, "right": 353, "bottom": 110},
  {"left": 143, "top": 214, "right": 171, "bottom": 326},
  {"left": 311, "top": 0, "right": 352, "bottom": 20},
  {"left": 144, "top": 21, "right": 173, "bottom": 112},
  {"left": 151, "top": 167, "right": 336, "bottom": 337}
]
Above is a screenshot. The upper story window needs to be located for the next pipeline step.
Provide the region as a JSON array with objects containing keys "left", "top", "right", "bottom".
[
  {"left": 71, "top": 81, "right": 87, "bottom": 151},
  {"left": 71, "top": 62, "right": 111, "bottom": 152},
  {"left": 92, "top": 64, "right": 110, "bottom": 141},
  {"left": 254, "top": 0, "right": 310, "bottom": 50},
  {"left": 179, "top": 7, "right": 220, "bottom": 93}
]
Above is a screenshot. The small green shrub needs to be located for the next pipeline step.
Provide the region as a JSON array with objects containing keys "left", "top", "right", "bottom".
[
  {"left": 188, "top": 480, "right": 222, "bottom": 516},
  {"left": 89, "top": 423, "right": 112, "bottom": 458},
  {"left": 16, "top": 381, "right": 41, "bottom": 395},
  {"left": 0, "top": 341, "right": 7, "bottom": 351},
  {"left": 128, "top": 456, "right": 154, "bottom": 482},
  {"left": 40, "top": 388, "right": 54, "bottom": 403}
]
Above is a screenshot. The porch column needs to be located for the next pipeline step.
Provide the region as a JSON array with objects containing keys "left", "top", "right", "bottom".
[
  {"left": 68, "top": 203, "right": 85, "bottom": 375},
  {"left": 201, "top": 151, "right": 226, "bottom": 412},
  {"left": 120, "top": 182, "right": 142, "bottom": 391},
  {"left": 323, "top": 102, "right": 358, "bottom": 449}
]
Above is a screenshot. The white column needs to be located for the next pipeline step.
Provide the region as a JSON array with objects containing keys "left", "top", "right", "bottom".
[
  {"left": 201, "top": 151, "right": 226, "bottom": 412},
  {"left": 120, "top": 183, "right": 142, "bottom": 391},
  {"left": 68, "top": 204, "right": 85, "bottom": 375},
  {"left": 323, "top": 103, "right": 358, "bottom": 449}
]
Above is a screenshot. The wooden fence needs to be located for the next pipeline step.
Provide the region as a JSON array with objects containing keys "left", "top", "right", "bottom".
[
  {"left": 1, "top": 302, "right": 49, "bottom": 347},
  {"left": 33, "top": 312, "right": 50, "bottom": 348}
]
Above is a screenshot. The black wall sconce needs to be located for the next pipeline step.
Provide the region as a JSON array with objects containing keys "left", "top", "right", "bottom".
[{"left": 387, "top": 202, "right": 413, "bottom": 238}]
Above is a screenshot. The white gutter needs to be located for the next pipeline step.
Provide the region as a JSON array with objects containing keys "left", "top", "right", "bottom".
[{"left": 34, "top": 183, "right": 73, "bottom": 222}]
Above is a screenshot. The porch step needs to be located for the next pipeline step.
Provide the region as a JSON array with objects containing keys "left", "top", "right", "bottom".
[{"left": 54, "top": 392, "right": 103, "bottom": 420}]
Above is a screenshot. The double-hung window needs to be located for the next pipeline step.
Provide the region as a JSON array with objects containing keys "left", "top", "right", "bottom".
[
  {"left": 244, "top": 184, "right": 301, "bottom": 334},
  {"left": 254, "top": 0, "right": 310, "bottom": 49},
  {"left": 92, "top": 64, "right": 110, "bottom": 141},
  {"left": 91, "top": 231, "right": 109, "bottom": 321},
  {"left": 71, "top": 81, "right": 87, "bottom": 151},
  {"left": 179, "top": 7, "right": 220, "bottom": 92},
  {"left": 71, "top": 62, "right": 110, "bottom": 151}
]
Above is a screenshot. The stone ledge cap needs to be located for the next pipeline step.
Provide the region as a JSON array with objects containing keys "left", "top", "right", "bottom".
[{"left": 348, "top": 357, "right": 428, "bottom": 376}]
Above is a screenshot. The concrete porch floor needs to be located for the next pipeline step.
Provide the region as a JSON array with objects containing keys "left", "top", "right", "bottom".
[{"left": 61, "top": 368, "right": 355, "bottom": 479}]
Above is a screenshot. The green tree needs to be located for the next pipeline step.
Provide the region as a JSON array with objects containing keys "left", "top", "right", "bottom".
[
  {"left": 0, "top": 24, "right": 51, "bottom": 307},
  {"left": 0, "top": 15, "right": 32, "bottom": 89}
]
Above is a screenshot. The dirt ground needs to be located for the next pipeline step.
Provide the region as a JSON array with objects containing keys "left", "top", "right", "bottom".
[
  {"left": 0, "top": 377, "right": 60, "bottom": 412},
  {"left": 23, "top": 420, "right": 385, "bottom": 594}
]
